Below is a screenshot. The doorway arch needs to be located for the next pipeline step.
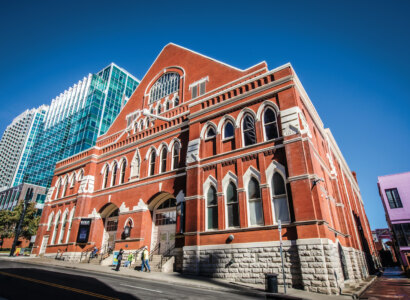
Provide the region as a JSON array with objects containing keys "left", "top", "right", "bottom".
[
  {"left": 149, "top": 192, "right": 177, "bottom": 255},
  {"left": 99, "top": 203, "right": 119, "bottom": 253}
]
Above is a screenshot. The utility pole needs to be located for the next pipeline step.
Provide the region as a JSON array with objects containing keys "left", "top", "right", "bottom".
[
  {"left": 278, "top": 220, "right": 286, "bottom": 294},
  {"left": 10, "top": 188, "right": 33, "bottom": 257}
]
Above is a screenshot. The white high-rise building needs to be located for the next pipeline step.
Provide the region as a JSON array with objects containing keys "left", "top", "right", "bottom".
[{"left": 0, "top": 106, "right": 48, "bottom": 191}]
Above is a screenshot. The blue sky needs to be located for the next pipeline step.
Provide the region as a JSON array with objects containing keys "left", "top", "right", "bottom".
[{"left": 0, "top": 0, "right": 409, "bottom": 229}]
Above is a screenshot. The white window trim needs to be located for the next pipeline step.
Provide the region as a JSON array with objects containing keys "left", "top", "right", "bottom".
[
  {"left": 203, "top": 176, "right": 218, "bottom": 231},
  {"left": 262, "top": 107, "right": 279, "bottom": 142},
  {"left": 58, "top": 209, "right": 69, "bottom": 244},
  {"left": 222, "top": 171, "right": 239, "bottom": 229},
  {"left": 265, "top": 161, "right": 290, "bottom": 224},
  {"left": 243, "top": 166, "right": 263, "bottom": 227},
  {"left": 65, "top": 206, "right": 76, "bottom": 244}
]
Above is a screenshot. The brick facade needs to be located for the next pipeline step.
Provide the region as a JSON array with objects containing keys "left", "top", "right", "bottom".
[{"left": 32, "top": 43, "right": 376, "bottom": 294}]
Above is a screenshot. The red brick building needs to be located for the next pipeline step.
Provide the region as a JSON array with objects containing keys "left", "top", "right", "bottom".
[{"left": 33, "top": 44, "right": 377, "bottom": 294}]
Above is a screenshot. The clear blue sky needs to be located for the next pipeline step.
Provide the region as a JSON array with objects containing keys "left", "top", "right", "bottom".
[{"left": 1, "top": 0, "right": 409, "bottom": 229}]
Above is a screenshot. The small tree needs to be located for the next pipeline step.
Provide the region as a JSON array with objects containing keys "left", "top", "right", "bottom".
[
  {"left": 0, "top": 210, "right": 15, "bottom": 243},
  {"left": 11, "top": 202, "right": 40, "bottom": 240}
]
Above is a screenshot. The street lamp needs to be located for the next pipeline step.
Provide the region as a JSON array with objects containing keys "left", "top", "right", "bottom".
[{"left": 10, "top": 187, "right": 33, "bottom": 257}]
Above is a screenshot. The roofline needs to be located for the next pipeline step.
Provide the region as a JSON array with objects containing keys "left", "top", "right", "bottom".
[{"left": 378, "top": 171, "right": 410, "bottom": 180}]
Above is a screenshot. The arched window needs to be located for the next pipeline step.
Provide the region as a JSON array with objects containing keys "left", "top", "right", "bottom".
[
  {"left": 272, "top": 173, "right": 290, "bottom": 222},
  {"left": 131, "top": 152, "right": 140, "bottom": 178},
  {"left": 207, "top": 186, "right": 218, "bottom": 230},
  {"left": 103, "top": 165, "right": 109, "bottom": 188},
  {"left": 51, "top": 212, "right": 61, "bottom": 245},
  {"left": 78, "top": 170, "right": 84, "bottom": 182},
  {"left": 166, "top": 101, "right": 170, "bottom": 111},
  {"left": 150, "top": 72, "right": 180, "bottom": 103},
  {"left": 226, "top": 182, "right": 239, "bottom": 227},
  {"left": 149, "top": 151, "right": 156, "bottom": 176},
  {"left": 160, "top": 148, "right": 167, "bottom": 173},
  {"left": 157, "top": 104, "right": 162, "bottom": 114},
  {"left": 172, "top": 142, "right": 180, "bottom": 170},
  {"left": 134, "top": 122, "right": 139, "bottom": 133},
  {"left": 206, "top": 126, "right": 216, "bottom": 139},
  {"left": 120, "top": 160, "right": 126, "bottom": 184},
  {"left": 243, "top": 115, "right": 256, "bottom": 146},
  {"left": 69, "top": 174, "right": 75, "bottom": 188},
  {"left": 174, "top": 96, "right": 179, "bottom": 107},
  {"left": 65, "top": 206, "right": 75, "bottom": 243},
  {"left": 58, "top": 210, "right": 68, "bottom": 244},
  {"left": 140, "top": 120, "right": 144, "bottom": 131},
  {"left": 111, "top": 162, "right": 118, "bottom": 186},
  {"left": 55, "top": 181, "right": 61, "bottom": 200},
  {"left": 47, "top": 212, "right": 54, "bottom": 230},
  {"left": 223, "top": 122, "right": 234, "bottom": 139},
  {"left": 62, "top": 177, "right": 69, "bottom": 197},
  {"left": 248, "top": 177, "right": 264, "bottom": 226},
  {"left": 263, "top": 108, "right": 279, "bottom": 140}
]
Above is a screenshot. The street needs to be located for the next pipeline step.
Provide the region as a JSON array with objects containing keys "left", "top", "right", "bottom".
[
  {"left": 360, "top": 267, "right": 410, "bottom": 300},
  {"left": 0, "top": 260, "right": 264, "bottom": 300}
]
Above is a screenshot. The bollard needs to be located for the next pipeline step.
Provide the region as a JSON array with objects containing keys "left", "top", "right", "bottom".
[{"left": 265, "top": 273, "right": 278, "bottom": 293}]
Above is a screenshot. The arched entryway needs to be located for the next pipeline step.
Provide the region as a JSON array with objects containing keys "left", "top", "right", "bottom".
[
  {"left": 99, "top": 203, "right": 119, "bottom": 253},
  {"left": 149, "top": 192, "right": 177, "bottom": 255}
]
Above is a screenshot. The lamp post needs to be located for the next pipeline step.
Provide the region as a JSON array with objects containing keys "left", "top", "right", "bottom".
[{"left": 10, "top": 188, "right": 33, "bottom": 257}]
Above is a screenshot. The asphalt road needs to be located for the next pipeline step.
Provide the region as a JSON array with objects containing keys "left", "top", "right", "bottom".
[{"left": 0, "top": 260, "right": 264, "bottom": 300}]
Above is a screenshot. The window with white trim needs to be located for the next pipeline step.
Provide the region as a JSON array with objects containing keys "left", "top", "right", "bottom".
[
  {"left": 248, "top": 177, "right": 264, "bottom": 226},
  {"left": 120, "top": 160, "right": 126, "bottom": 184},
  {"left": 243, "top": 115, "right": 256, "bottom": 146},
  {"left": 160, "top": 148, "right": 167, "bottom": 173},
  {"left": 263, "top": 108, "right": 279, "bottom": 141},
  {"left": 103, "top": 165, "right": 109, "bottom": 188},
  {"left": 207, "top": 186, "right": 218, "bottom": 230},
  {"left": 172, "top": 142, "right": 180, "bottom": 170},
  {"left": 223, "top": 122, "right": 234, "bottom": 139},
  {"left": 226, "top": 182, "right": 239, "bottom": 227},
  {"left": 111, "top": 162, "right": 118, "bottom": 186},
  {"left": 149, "top": 151, "right": 156, "bottom": 176},
  {"left": 272, "top": 173, "right": 290, "bottom": 222},
  {"left": 150, "top": 72, "right": 180, "bottom": 103}
]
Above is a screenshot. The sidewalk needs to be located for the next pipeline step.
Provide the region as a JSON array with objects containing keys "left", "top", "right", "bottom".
[{"left": 0, "top": 255, "right": 350, "bottom": 300}]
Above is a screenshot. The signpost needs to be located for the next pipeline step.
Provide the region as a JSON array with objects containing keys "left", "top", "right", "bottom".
[{"left": 278, "top": 220, "right": 286, "bottom": 294}]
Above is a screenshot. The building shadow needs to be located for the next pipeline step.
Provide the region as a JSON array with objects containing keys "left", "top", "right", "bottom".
[{"left": 0, "top": 267, "right": 138, "bottom": 299}]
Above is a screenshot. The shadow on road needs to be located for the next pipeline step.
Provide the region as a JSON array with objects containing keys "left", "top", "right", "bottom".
[{"left": 0, "top": 267, "right": 138, "bottom": 299}]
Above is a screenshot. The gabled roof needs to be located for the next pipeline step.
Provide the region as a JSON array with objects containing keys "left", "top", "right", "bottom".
[{"left": 99, "top": 43, "right": 267, "bottom": 139}]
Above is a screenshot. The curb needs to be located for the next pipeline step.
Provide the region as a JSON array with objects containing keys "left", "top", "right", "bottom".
[
  {"left": 352, "top": 276, "right": 377, "bottom": 299},
  {"left": 0, "top": 257, "right": 268, "bottom": 297}
]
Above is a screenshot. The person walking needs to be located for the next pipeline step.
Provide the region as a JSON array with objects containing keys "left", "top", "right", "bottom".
[
  {"left": 115, "top": 248, "right": 124, "bottom": 271},
  {"left": 140, "top": 246, "right": 151, "bottom": 272},
  {"left": 125, "top": 252, "right": 134, "bottom": 268}
]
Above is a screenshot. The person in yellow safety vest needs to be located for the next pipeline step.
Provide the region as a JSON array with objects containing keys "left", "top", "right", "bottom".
[{"left": 140, "top": 246, "right": 151, "bottom": 272}]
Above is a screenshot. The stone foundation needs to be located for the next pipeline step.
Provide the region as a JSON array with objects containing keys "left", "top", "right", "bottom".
[{"left": 182, "top": 238, "right": 369, "bottom": 295}]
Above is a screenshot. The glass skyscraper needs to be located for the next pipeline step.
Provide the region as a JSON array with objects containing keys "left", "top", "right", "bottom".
[
  {"left": 23, "top": 63, "right": 139, "bottom": 187},
  {"left": 0, "top": 106, "right": 48, "bottom": 190}
]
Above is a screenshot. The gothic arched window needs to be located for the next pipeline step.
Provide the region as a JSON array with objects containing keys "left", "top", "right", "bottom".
[
  {"left": 120, "top": 160, "right": 126, "bottom": 184},
  {"left": 207, "top": 186, "right": 218, "bottom": 230},
  {"left": 243, "top": 115, "right": 256, "bottom": 146},
  {"left": 223, "top": 122, "right": 234, "bottom": 139},
  {"left": 149, "top": 151, "right": 156, "bottom": 176},
  {"left": 150, "top": 72, "right": 180, "bottom": 103},
  {"left": 172, "top": 142, "right": 180, "bottom": 170},
  {"left": 111, "top": 162, "right": 118, "bottom": 186},
  {"left": 103, "top": 165, "right": 109, "bottom": 188},
  {"left": 263, "top": 108, "right": 279, "bottom": 141},
  {"left": 272, "top": 172, "right": 290, "bottom": 222},
  {"left": 226, "top": 182, "right": 239, "bottom": 227},
  {"left": 248, "top": 177, "right": 263, "bottom": 225},
  {"left": 160, "top": 148, "right": 167, "bottom": 173}
]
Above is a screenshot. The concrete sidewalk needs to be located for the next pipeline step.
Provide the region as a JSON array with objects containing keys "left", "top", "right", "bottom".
[{"left": 0, "top": 255, "right": 350, "bottom": 300}]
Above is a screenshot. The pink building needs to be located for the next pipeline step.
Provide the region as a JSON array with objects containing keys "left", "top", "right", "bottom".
[{"left": 378, "top": 172, "right": 410, "bottom": 268}]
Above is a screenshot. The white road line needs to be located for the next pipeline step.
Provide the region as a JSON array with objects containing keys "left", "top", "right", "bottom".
[{"left": 120, "top": 283, "right": 163, "bottom": 293}]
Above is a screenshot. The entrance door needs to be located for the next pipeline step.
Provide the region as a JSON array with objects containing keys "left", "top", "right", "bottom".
[
  {"left": 152, "top": 198, "right": 177, "bottom": 255},
  {"left": 102, "top": 208, "right": 119, "bottom": 253},
  {"left": 39, "top": 236, "right": 49, "bottom": 255}
]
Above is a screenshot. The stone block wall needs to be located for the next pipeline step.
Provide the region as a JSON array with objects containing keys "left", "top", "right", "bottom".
[{"left": 182, "top": 239, "right": 369, "bottom": 295}]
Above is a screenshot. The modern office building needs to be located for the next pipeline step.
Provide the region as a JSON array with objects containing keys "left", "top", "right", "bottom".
[
  {"left": 378, "top": 172, "right": 410, "bottom": 268},
  {"left": 0, "top": 106, "right": 48, "bottom": 191},
  {"left": 0, "top": 183, "right": 47, "bottom": 212},
  {"left": 33, "top": 44, "right": 376, "bottom": 295},
  {"left": 22, "top": 63, "right": 139, "bottom": 188}
]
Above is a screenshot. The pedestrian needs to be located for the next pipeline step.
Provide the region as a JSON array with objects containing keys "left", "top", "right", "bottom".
[
  {"left": 140, "top": 246, "right": 151, "bottom": 272},
  {"left": 125, "top": 252, "right": 134, "bottom": 268},
  {"left": 115, "top": 248, "right": 124, "bottom": 271}
]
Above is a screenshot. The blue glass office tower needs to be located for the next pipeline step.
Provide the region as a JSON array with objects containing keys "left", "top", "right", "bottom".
[
  {"left": 23, "top": 63, "right": 139, "bottom": 187},
  {"left": 0, "top": 106, "right": 48, "bottom": 190}
]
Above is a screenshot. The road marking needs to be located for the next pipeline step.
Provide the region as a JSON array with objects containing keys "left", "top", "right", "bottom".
[
  {"left": 120, "top": 283, "right": 163, "bottom": 293},
  {"left": 0, "top": 271, "right": 119, "bottom": 300}
]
